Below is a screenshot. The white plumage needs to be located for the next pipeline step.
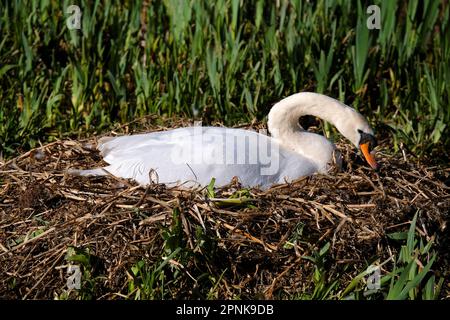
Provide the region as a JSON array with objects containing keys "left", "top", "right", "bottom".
[{"left": 70, "top": 92, "right": 377, "bottom": 189}]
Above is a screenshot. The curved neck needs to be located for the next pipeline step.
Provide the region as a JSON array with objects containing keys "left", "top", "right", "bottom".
[{"left": 267, "top": 92, "right": 366, "bottom": 147}]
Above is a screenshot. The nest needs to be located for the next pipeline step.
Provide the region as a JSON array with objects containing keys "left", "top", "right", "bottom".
[{"left": 0, "top": 117, "right": 449, "bottom": 299}]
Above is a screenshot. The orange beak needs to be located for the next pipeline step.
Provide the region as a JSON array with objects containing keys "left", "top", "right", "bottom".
[{"left": 360, "top": 142, "right": 378, "bottom": 170}]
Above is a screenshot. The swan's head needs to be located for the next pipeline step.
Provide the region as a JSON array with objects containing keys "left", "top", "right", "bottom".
[
  {"left": 267, "top": 92, "right": 378, "bottom": 170},
  {"left": 357, "top": 129, "right": 378, "bottom": 170},
  {"left": 335, "top": 108, "right": 378, "bottom": 170}
]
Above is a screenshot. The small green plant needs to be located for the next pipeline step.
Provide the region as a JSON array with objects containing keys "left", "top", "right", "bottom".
[
  {"left": 342, "top": 211, "right": 442, "bottom": 300},
  {"left": 205, "top": 177, "right": 256, "bottom": 207},
  {"left": 58, "top": 246, "right": 102, "bottom": 300},
  {"left": 127, "top": 248, "right": 182, "bottom": 300},
  {"left": 9, "top": 227, "right": 47, "bottom": 247},
  {"left": 384, "top": 212, "right": 442, "bottom": 300},
  {"left": 127, "top": 207, "right": 224, "bottom": 299},
  {"left": 296, "top": 242, "right": 340, "bottom": 300},
  {"left": 206, "top": 177, "right": 216, "bottom": 199},
  {"left": 127, "top": 208, "right": 187, "bottom": 299}
]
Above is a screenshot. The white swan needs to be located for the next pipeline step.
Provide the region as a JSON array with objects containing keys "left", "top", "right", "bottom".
[{"left": 70, "top": 92, "right": 377, "bottom": 189}]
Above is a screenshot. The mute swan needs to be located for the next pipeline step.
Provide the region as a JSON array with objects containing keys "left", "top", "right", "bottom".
[{"left": 70, "top": 92, "right": 377, "bottom": 189}]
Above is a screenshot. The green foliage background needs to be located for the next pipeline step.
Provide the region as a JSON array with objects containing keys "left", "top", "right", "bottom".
[{"left": 0, "top": 0, "right": 449, "bottom": 159}]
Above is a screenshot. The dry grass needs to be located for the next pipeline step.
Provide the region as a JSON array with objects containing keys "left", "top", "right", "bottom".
[{"left": 1, "top": 117, "right": 449, "bottom": 299}]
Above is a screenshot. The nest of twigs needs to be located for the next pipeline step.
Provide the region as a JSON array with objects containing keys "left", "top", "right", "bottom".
[{"left": 0, "top": 117, "right": 449, "bottom": 299}]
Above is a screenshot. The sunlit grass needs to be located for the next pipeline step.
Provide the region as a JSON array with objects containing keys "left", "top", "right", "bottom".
[{"left": 0, "top": 0, "right": 448, "bottom": 158}]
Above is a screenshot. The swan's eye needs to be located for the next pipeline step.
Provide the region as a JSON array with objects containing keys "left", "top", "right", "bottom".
[{"left": 357, "top": 130, "right": 377, "bottom": 151}]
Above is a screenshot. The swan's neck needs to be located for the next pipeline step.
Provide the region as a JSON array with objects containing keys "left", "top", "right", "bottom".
[{"left": 267, "top": 92, "right": 366, "bottom": 148}]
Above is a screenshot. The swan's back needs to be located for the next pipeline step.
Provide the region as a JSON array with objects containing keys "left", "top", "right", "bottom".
[{"left": 73, "top": 127, "right": 324, "bottom": 189}]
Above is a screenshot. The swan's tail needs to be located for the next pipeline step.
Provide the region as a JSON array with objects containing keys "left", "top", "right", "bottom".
[{"left": 67, "top": 168, "right": 109, "bottom": 177}]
